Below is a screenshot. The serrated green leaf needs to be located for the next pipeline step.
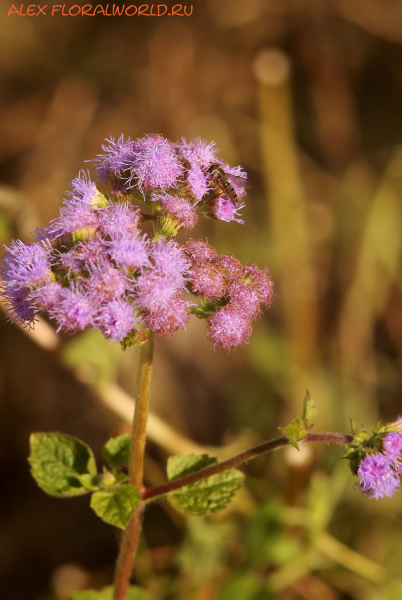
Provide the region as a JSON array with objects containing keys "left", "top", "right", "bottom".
[
  {"left": 167, "top": 454, "right": 244, "bottom": 516},
  {"left": 302, "top": 390, "right": 316, "bottom": 423},
  {"left": 69, "top": 585, "right": 156, "bottom": 600},
  {"left": 167, "top": 454, "right": 216, "bottom": 481},
  {"left": 103, "top": 433, "right": 131, "bottom": 470},
  {"left": 279, "top": 418, "right": 306, "bottom": 450},
  {"left": 90, "top": 484, "right": 140, "bottom": 529},
  {"left": 29, "top": 432, "right": 97, "bottom": 497}
]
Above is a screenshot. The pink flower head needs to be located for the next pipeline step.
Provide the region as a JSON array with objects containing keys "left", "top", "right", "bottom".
[
  {"left": 227, "top": 281, "right": 261, "bottom": 320},
  {"left": 151, "top": 239, "right": 190, "bottom": 288},
  {"left": 86, "top": 263, "right": 127, "bottom": 302},
  {"left": 135, "top": 270, "right": 178, "bottom": 313},
  {"left": 207, "top": 195, "right": 245, "bottom": 224},
  {"left": 382, "top": 432, "right": 402, "bottom": 467},
  {"left": 207, "top": 305, "right": 253, "bottom": 350},
  {"left": 2, "top": 287, "right": 37, "bottom": 329},
  {"left": 1, "top": 241, "right": 51, "bottom": 291},
  {"left": 357, "top": 452, "right": 400, "bottom": 499},
  {"left": 106, "top": 234, "right": 150, "bottom": 271},
  {"left": 143, "top": 294, "right": 191, "bottom": 337},
  {"left": 130, "top": 135, "right": 182, "bottom": 191},
  {"left": 96, "top": 135, "right": 135, "bottom": 184},
  {"left": 189, "top": 263, "right": 226, "bottom": 299},
  {"left": 179, "top": 137, "right": 218, "bottom": 168},
  {"left": 152, "top": 192, "right": 198, "bottom": 231},
  {"left": 49, "top": 286, "right": 95, "bottom": 333},
  {"left": 98, "top": 202, "right": 141, "bottom": 239},
  {"left": 242, "top": 263, "right": 274, "bottom": 307},
  {"left": 94, "top": 298, "right": 138, "bottom": 342},
  {"left": 30, "top": 281, "right": 64, "bottom": 312},
  {"left": 183, "top": 239, "right": 218, "bottom": 264}
]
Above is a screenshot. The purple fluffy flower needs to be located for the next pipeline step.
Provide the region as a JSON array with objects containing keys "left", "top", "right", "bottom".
[
  {"left": 94, "top": 299, "right": 138, "bottom": 342},
  {"left": 187, "top": 165, "right": 210, "bottom": 201},
  {"left": 130, "top": 135, "right": 182, "bottom": 192},
  {"left": 68, "top": 172, "right": 103, "bottom": 205},
  {"left": 86, "top": 263, "right": 127, "bottom": 302},
  {"left": 58, "top": 238, "right": 107, "bottom": 275},
  {"left": 219, "top": 254, "right": 243, "bottom": 279},
  {"left": 183, "top": 239, "right": 218, "bottom": 264},
  {"left": 135, "top": 240, "right": 189, "bottom": 313},
  {"left": 382, "top": 432, "right": 402, "bottom": 467},
  {"left": 242, "top": 263, "right": 274, "bottom": 307},
  {"left": 357, "top": 452, "right": 400, "bottom": 499},
  {"left": 177, "top": 138, "right": 217, "bottom": 200},
  {"left": 1, "top": 241, "right": 51, "bottom": 291},
  {"left": 95, "top": 135, "right": 135, "bottom": 184},
  {"left": 151, "top": 239, "right": 190, "bottom": 287},
  {"left": 2, "top": 287, "right": 37, "bottom": 328},
  {"left": 207, "top": 195, "right": 245, "bottom": 224},
  {"left": 227, "top": 281, "right": 261, "bottom": 319},
  {"left": 136, "top": 270, "right": 178, "bottom": 313},
  {"left": 30, "top": 281, "right": 64, "bottom": 312},
  {"left": 189, "top": 263, "right": 226, "bottom": 298},
  {"left": 179, "top": 138, "right": 217, "bottom": 168},
  {"left": 50, "top": 202, "right": 99, "bottom": 239},
  {"left": 207, "top": 306, "right": 253, "bottom": 350},
  {"left": 106, "top": 234, "right": 150, "bottom": 271},
  {"left": 98, "top": 202, "right": 141, "bottom": 240},
  {"left": 48, "top": 173, "right": 104, "bottom": 238},
  {"left": 32, "top": 226, "right": 54, "bottom": 246},
  {"left": 49, "top": 287, "right": 94, "bottom": 333},
  {"left": 152, "top": 193, "right": 198, "bottom": 231},
  {"left": 1, "top": 135, "right": 273, "bottom": 345},
  {"left": 143, "top": 294, "right": 191, "bottom": 337}
]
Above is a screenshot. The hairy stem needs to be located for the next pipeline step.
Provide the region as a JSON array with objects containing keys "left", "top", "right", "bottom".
[
  {"left": 142, "top": 432, "right": 353, "bottom": 501},
  {"left": 113, "top": 332, "right": 155, "bottom": 600}
]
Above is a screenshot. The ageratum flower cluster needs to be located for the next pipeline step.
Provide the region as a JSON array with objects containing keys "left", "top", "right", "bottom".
[
  {"left": 357, "top": 431, "right": 402, "bottom": 499},
  {"left": 346, "top": 417, "right": 402, "bottom": 500},
  {"left": 1, "top": 135, "right": 273, "bottom": 350}
]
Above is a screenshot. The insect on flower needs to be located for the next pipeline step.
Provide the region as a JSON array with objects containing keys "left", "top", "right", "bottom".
[{"left": 207, "top": 163, "right": 247, "bottom": 209}]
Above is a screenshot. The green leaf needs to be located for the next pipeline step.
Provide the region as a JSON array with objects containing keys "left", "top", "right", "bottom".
[
  {"left": 90, "top": 484, "right": 140, "bottom": 529},
  {"left": 78, "top": 474, "right": 100, "bottom": 491},
  {"left": 166, "top": 454, "right": 244, "bottom": 516},
  {"left": 69, "top": 585, "right": 156, "bottom": 600},
  {"left": 29, "top": 432, "right": 97, "bottom": 497},
  {"left": 167, "top": 454, "right": 216, "bottom": 480},
  {"left": 103, "top": 433, "right": 131, "bottom": 470},
  {"left": 301, "top": 390, "right": 316, "bottom": 423},
  {"left": 278, "top": 418, "right": 306, "bottom": 450}
]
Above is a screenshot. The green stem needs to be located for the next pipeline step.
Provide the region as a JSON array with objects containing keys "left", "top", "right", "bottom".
[{"left": 112, "top": 332, "right": 155, "bottom": 600}]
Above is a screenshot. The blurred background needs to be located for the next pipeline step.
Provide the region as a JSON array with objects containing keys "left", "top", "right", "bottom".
[{"left": 1, "top": 0, "right": 402, "bottom": 598}]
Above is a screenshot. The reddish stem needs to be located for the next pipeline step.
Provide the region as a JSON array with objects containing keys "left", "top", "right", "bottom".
[{"left": 142, "top": 432, "right": 353, "bottom": 502}]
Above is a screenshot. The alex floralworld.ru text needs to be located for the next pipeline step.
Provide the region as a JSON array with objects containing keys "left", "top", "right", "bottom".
[{"left": 8, "top": 4, "right": 193, "bottom": 16}]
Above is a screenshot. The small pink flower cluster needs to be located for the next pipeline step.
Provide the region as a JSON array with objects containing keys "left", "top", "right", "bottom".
[
  {"left": 184, "top": 240, "right": 273, "bottom": 350},
  {"left": 1, "top": 135, "right": 273, "bottom": 350}
]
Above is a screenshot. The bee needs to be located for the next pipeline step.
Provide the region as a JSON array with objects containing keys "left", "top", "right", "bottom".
[{"left": 207, "top": 163, "right": 246, "bottom": 208}]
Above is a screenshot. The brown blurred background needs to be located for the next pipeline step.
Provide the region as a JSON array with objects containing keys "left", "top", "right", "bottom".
[{"left": 1, "top": 1, "right": 402, "bottom": 599}]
